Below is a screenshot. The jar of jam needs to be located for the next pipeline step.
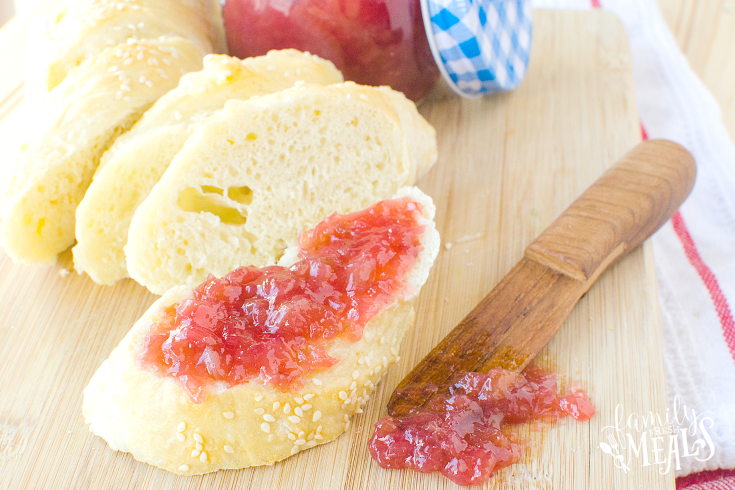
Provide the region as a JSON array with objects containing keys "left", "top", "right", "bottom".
[{"left": 222, "top": 0, "right": 533, "bottom": 101}]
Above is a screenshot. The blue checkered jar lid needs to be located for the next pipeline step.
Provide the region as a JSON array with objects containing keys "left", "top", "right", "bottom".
[{"left": 420, "top": 0, "right": 533, "bottom": 98}]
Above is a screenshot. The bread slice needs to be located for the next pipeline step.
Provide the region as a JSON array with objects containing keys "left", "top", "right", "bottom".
[
  {"left": 38, "top": 0, "right": 226, "bottom": 93},
  {"left": 73, "top": 50, "right": 344, "bottom": 285},
  {"left": 1, "top": 37, "right": 205, "bottom": 264},
  {"left": 83, "top": 186, "right": 440, "bottom": 475},
  {"left": 125, "top": 82, "right": 437, "bottom": 295},
  {"left": 376, "top": 86, "right": 437, "bottom": 181}
]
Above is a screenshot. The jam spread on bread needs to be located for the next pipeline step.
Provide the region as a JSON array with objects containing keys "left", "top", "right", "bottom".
[
  {"left": 139, "top": 196, "right": 425, "bottom": 402},
  {"left": 369, "top": 365, "right": 595, "bottom": 486},
  {"left": 222, "top": 0, "right": 440, "bottom": 101}
]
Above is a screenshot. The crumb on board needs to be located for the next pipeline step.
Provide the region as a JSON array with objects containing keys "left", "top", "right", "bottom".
[
  {"left": 454, "top": 232, "right": 484, "bottom": 244},
  {"left": 59, "top": 268, "right": 71, "bottom": 277},
  {"left": 444, "top": 232, "right": 485, "bottom": 251}
]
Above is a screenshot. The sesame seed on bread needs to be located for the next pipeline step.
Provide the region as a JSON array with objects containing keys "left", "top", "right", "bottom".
[
  {"left": 83, "top": 186, "right": 440, "bottom": 475},
  {"left": 124, "top": 82, "right": 438, "bottom": 295},
  {"left": 73, "top": 50, "right": 344, "bottom": 285}
]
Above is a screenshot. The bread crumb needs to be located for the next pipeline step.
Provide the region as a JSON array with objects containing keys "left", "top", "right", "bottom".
[
  {"left": 59, "top": 268, "right": 71, "bottom": 277},
  {"left": 444, "top": 242, "right": 452, "bottom": 250},
  {"left": 455, "top": 232, "right": 484, "bottom": 244}
]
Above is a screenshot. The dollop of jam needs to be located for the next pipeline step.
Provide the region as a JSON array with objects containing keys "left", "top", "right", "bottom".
[
  {"left": 369, "top": 365, "right": 595, "bottom": 486},
  {"left": 138, "top": 196, "right": 425, "bottom": 403}
]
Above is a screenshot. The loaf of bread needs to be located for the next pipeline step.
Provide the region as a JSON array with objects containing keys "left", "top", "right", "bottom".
[
  {"left": 37, "top": 0, "right": 226, "bottom": 94},
  {"left": 83, "top": 186, "right": 440, "bottom": 475},
  {"left": 73, "top": 50, "right": 344, "bottom": 285},
  {"left": 125, "top": 82, "right": 437, "bottom": 295},
  {"left": 1, "top": 36, "right": 206, "bottom": 264}
]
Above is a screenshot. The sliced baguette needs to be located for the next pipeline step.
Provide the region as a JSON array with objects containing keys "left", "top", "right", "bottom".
[
  {"left": 376, "top": 86, "right": 437, "bottom": 181},
  {"left": 39, "top": 0, "right": 226, "bottom": 93},
  {"left": 83, "top": 186, "right": 440, "bottom": 475},
  {"left": 1, "top": 36, "right": 205, "bottom": 264},
  {"left": 125, "top": 82, "right": 437, "bottom": 295},
  {"left": 73, "top": 50, "right": 344, "bottom": 285}
]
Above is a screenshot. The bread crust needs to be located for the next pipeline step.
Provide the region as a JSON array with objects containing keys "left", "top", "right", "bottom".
[
  {"left": 1, "top": 36, "right": 205, "bottom": 264},
  {"left": 376, "top": 86, "right": 438, "bottom": 181},
  {"left": 73, "top": 51, "right": 343, "bottom": 285},
  {"left": 83, "top": 187, "right": 439, "bottom": 475},
  {"left": 41, "top": 0, "right": 225, "bottom": 92}
]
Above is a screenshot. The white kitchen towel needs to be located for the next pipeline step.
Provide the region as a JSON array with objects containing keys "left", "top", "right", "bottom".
[{"left": 533, "top": 0, "right": 735, "bottom": 478}]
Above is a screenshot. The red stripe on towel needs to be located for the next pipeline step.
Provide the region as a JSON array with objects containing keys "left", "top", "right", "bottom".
[
  {"left": 677, "top": 469, "right": 735, "bottom": 489},
  {"left": 671, "top": 212, "right": 735, "bottom": 360},
  {"left": 640, "top": 122, "right": 735, "bottom": 360}
]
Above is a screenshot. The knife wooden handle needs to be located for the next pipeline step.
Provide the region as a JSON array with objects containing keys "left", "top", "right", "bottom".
[
  {"left": 525, "top": 139, "right": 696, "bottom": 284},
  {"left": 387, "top": 139, "right": 695, "bottom": 417}
]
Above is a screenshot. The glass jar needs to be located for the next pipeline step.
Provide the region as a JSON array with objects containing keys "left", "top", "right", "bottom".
[
  {"left": 222, "top": 0, "right": 533, "bottom": 101},
  {"left": 223, "top": 0, "right": 440, "bottom": 102}
]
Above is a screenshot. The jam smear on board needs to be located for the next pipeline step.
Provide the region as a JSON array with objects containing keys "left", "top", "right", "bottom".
[
  {"left": 222, "top": 0, "right": 440, "bottom": 101},
  {"left": 369, "top": 365, "right": 595, "bottom": 486},
  {"left": 138, "top": 196, "right": 425, "bottom": 403}
]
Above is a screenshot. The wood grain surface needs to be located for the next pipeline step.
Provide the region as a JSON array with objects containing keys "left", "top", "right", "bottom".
[
  {"left": 389, "top": 140, "right": 695, "bottom": 417},
  {"left": 657, "top": 0, "right": 735, "bottom": 140},
  {"left": 0, "top": 9, "right": 674, "bottom": 490}
]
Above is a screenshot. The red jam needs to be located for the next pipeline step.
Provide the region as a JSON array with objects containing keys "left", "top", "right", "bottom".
[
  {"left": 139, "top": 197, "right": 425, "bottom": 402},
  {"left": 369, "top": 365, "right": 595, "bottom": 486},
  {"left": 222, "top": 0, "right": 441, "bottom": 101}
]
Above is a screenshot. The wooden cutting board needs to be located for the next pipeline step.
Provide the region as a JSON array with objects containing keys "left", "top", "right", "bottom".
[{"left": 0, "top": 9, "right": 674, "bottom": 490}]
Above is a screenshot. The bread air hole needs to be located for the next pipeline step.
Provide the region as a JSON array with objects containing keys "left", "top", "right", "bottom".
[
  {"left": 273, "top": 239, "right": 288, "bottom": 262},
  {"left": 176, "top": 186, "right": 248, "bottom": 225},
  {"left": 227, "top": 186, "right": 253, "bottom": 205},
  {"left": 36, "top": 218, "right": 46, "bottom": 236}
]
